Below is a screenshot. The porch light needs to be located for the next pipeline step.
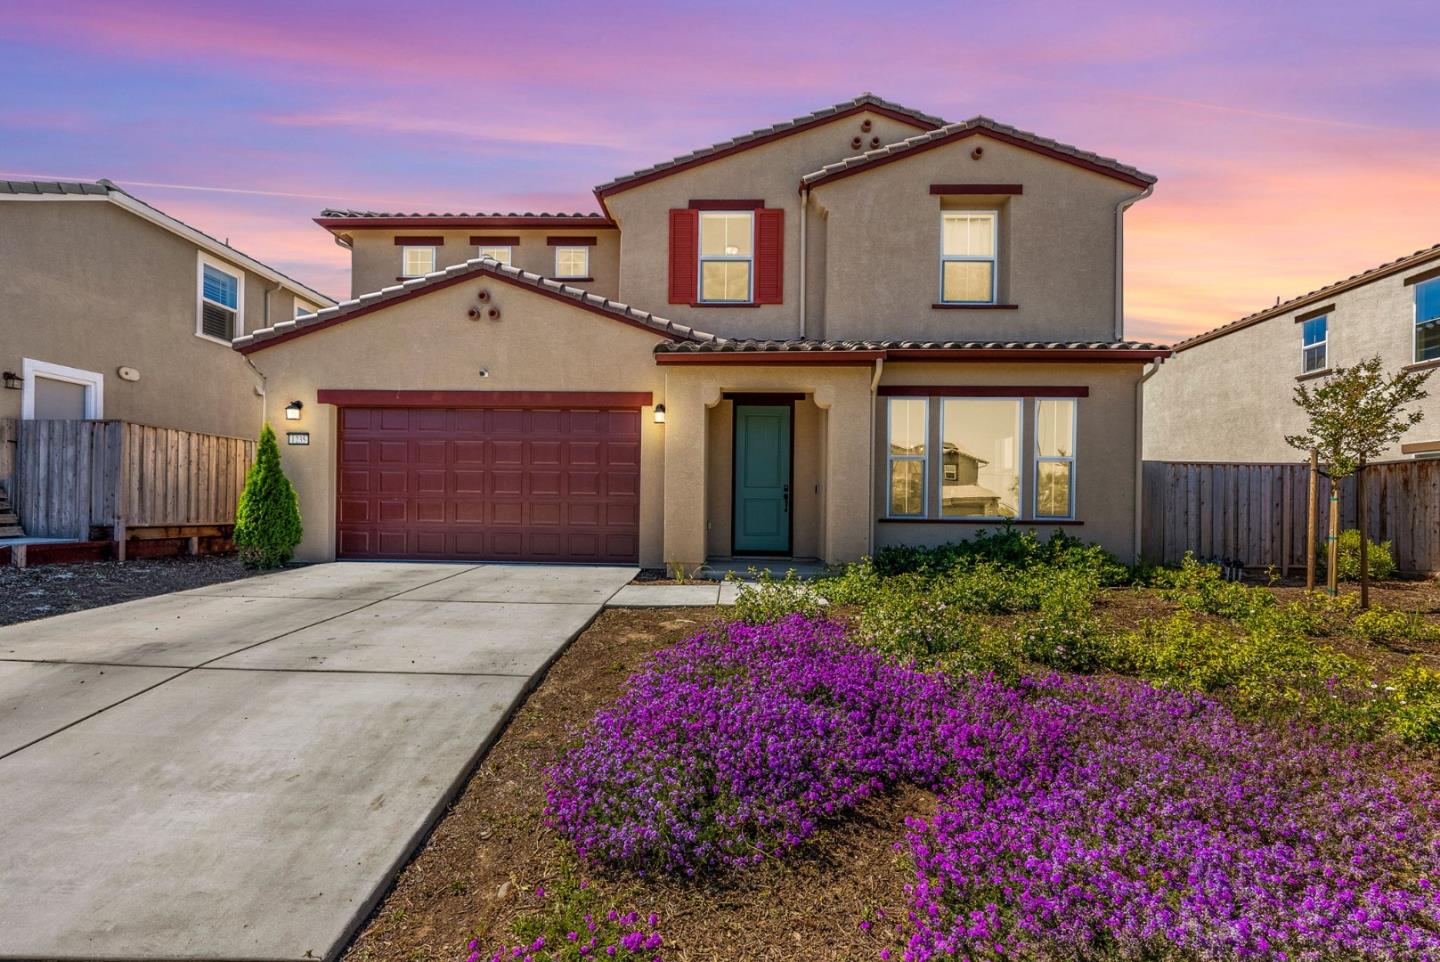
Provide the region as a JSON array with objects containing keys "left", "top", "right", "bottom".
[
  {"left": 1, "top": 371, "right": 20, "bottom": 391},
  {"left": 285, "top": 400, "right": 303, "bottom": 421},
  {"left": 653, "top": 403, "right": 666, "bottom": 424}
]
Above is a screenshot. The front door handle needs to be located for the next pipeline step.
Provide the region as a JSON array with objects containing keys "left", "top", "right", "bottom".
[{"left": 783, "top": 483, "right": 790, "bottom": 512}]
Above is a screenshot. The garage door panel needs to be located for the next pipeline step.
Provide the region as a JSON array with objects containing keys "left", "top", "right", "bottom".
[{"left": 336, "top": 405, "right": 641, "bottom": 563}]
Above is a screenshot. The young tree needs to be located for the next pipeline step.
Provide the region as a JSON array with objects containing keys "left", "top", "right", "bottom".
[
  {"left": 1285, "top": 356, "right": 1430, "bottom": 607},
  {"left": 233, "top": 423, "right": 303, "bottom": 568}
]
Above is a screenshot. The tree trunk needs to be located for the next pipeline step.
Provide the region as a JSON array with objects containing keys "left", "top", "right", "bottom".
[
  {"left": 1358, "top": 463, "right": 1369, "bottom": 609},
  {"left": 1327, "top": 485, "right": 1340, "bottom": 597},
  {"left": 1306, "top": 450, "right": 1318, "bottom": 592}
]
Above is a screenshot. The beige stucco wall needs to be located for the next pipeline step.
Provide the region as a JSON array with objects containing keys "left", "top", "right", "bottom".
[
  {"left": 344, "top": 228, "right": 620, "bottom": 300},
  {"left": 604, "top": 110, "right": 929, "bottom": 340},
  {"left": 810, "top": 136, "right": 1142, "bottom": 343},
  {"left": 243, "top": 275, "right": 668, "bottom": 564},
  {"left": 873, "top": 362, "right": 1146, "bottom": 560},
  {"left": 0, "top": 198, "right": 286, "bottom": 439},
  {"left": 1144, "top": 263, "right": 1440, "bottom": 463}
]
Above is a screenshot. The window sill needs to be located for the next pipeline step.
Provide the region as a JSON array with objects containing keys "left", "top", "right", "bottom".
[
  {"left": 1295, "top": 367, "right": 1332, "bottom": 382},
  {"left": 194, "top": 331, "right": 236, "bottom": 347},
  {"left": 932, "top": 303, "right": 1019, "bottom": 310},
  {"left": 396, "top": 275, "right": 429, "bottom": 282},
  {"left": 1403, "top": 357, "right": 1440, "bottom": 373},
  {"left": 688, "top": 301, "right": 761, "bottom": 308},
  {"left": 879, "top": 517, "right": 1083, "bottom": 526},
  {"left": 548, "top": 276, "right": 595, "bottom": 283}
]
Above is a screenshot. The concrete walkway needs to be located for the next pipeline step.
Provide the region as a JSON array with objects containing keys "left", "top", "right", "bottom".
[
  {"left": 0, "top": 562, "right": 635, "bottom": 962},
  {"left": 607, "top": 582, "right": 741, "bottom": 607}
]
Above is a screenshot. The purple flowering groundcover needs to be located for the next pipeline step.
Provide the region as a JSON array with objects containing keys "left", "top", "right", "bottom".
[{"left": 544, "top": 614, "right": 1440, "bottom": 961}]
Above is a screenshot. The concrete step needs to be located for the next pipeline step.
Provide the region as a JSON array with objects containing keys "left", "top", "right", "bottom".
[
  {"left": 0, "top": 526, "right": 25, "bottom": 538},
  {"left": 0, "top": 513, "right": 18, "bottom": 525}
]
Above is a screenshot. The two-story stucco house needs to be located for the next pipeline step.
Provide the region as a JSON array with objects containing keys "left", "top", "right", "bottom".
[
  {"left": 1145, "top": 243, "right": 1440, "bottom": 463},
  {"left": 234, "top": 94, "right": 1170, "bottom": 569},
  {"left": 0, "top": 179, "right": 334, "bottom": 440}
]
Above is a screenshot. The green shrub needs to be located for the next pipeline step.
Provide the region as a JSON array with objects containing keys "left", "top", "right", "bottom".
[
  {"left": 1388, "top": 661, "right": 1440, "bottom": 744},
  {"left": 1351, "top": 606, "right": 1439, "bottom": 644},
  {"left": 853, "top": 587, "right": 1022, "bottom": 678},
  {"left": 1320, "top": 529, "right": 1396, "bottom": 581},
  {"left": 1156, "top": 555, "right": 1277, "bottom": 624},
  {"left": 233, "top": 424, "right": 302, "bottom": 569},
  {"left": 871, "top": 526, "right": 1127, "bottom": 584},
  {"left": 727, "top": 569, "right": 826, "bottom": 624}
]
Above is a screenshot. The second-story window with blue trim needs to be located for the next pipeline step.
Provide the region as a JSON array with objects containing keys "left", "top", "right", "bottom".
[
  {"left": 1301, "top": 315, "right": 1328, "bottom": 373},
  {"left": 940, "top": 211, "right": 997, "bottom": 304},
  {"left": 1416, "top": 277, "right": 1440, "bottom": 363}
]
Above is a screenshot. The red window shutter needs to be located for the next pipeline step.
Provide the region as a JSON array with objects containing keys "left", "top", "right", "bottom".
[
  {"left": 754, "top": 207, "right": 784, "bottom": 304},
  {"left": 668, "top": 208, "right": 699, "bottom": 304}
]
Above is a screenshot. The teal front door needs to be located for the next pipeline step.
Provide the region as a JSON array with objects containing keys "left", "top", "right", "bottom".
[{"left": 733, "top": 404, "right": 792, "bottom": 554}]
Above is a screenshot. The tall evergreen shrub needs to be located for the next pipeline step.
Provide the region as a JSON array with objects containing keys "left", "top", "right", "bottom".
[{"left": 233, "top": 423, "right": 302, "bottom": 568}]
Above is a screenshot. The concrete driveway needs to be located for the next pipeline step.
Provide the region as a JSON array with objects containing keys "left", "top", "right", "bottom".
[{"left": 0, "top": 562, "right": 635, "bottom": 962}]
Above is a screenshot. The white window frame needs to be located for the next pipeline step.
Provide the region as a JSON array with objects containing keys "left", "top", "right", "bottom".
[
  {"left": 938, "top": 396, "right": 1022, "bottom": 520},
  {"left": 938, "top": 211, "right": 999, "bottom": 305},
  {"left": 195, "top": 251, "right": 245, "bottom": 344},
  {"left": 476, "top": 245, "right": 513, "bottom": 266},
  {"left": 401, "top": 245, "right": 437, "bottom": 278},
  {"left": 697, "top": 210, "right": 756, "bottom": 304},
  {"left": 1300, "top": 315, "right": 1328, "bottom": 374},
  {"left": 1415, "top": 277, "right": 1440, "bottom": 364},
  {"left": 554, "top": 246, "right": 589, "bottom": 279},
  {"left": 886, "top": 397, "right": 929, "bottom": 518},
  {"left": 20, "top": 357, "right": 104, "bottom": 420},
  {"left": 1033, "top": 398, "right": 1077, "bottom": 521}
]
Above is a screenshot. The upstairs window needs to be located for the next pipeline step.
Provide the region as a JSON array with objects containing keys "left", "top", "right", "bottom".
[
  {"left": 554, "top": 246, "right": 589, "bottom": 279},
  {"left": 698, "top": 211, "right": 754, "bottom": 303},
  {"left": 1301, "top": 315, "right": 1328, "bottom": 373},
  {"left": 940, "top": 211, "right": 997, "bottom": 304},
  {"left": 294, "top": 299, "right": 317, "bottom": 319},
  {"left": 1416, "top": 277, "right": 1440, "bottom": 363},
  {"left": 401, "top": 246, "right": 436, "bottom": 278},
  {"left": 477, "top": 246, "right": 512, "bottom": 266},
  {"left": 197, "top": 255, "right": 244, "bottom": 342}
]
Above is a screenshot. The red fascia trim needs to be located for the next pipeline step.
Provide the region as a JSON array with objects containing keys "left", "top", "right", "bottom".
[
  {"left": 394, "top": 235, "right": 444, "bottom": 246},
  {"left": 688, "top": 199, "right": 766, "bottom": 210},
  {"left": 470, "top": 235, "right": 521, "bottom": 246},
  {"left": 884, "top": 348, "right": 1171, "bottom": 362},
  {"left": 315, "top": 216, "right": 616, "bottom": 230},
  {"left": 878, "top": 385, "right": 1089, "bottom": 397},
  {"left": 546, "top": 235, "right": 598, "bottom": 246},
  {"left": 654, "top": 352, "right": 884, "bottom": 366},
  {"left": 929, "top": 184, "right": 1023, "bottom": 195},
  {"left": 594, "top": 103, "right": 941, "bottom": 202},
  {"left": 317, "top": 389, "right": 652, "bottom": 409},
  {"left": 807, "top": 128, "right": 1153, "bottom": 191},
  {"left": 237, "top": 266, "right": 690, "bottom": 354}
]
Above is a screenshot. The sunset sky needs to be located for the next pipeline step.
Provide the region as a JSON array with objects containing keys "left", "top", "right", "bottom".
[{"left": 4, "top": 0, "right": 1436, "bottom": 343}]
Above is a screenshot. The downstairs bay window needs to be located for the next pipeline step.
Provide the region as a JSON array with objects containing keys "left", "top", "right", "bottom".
[{"left": 887, "top": 398, "right": 928, "bottom": 517}]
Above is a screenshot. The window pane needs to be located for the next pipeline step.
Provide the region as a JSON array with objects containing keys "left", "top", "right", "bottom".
[
  {"left": 890, "top": 460, "right": 924, "bottom": 516},
  {"left": 1419, "top": 278, "right": 1440, "bottom": 324},
  {"left": 700, "top": 261, "right": 751, "bottom": 301},
  {"left": 556, "top": 247, "right": 588, "bottom": 277},
  {"left": 201, "top": 301, "right": 235, "bottom": 340},
  {"left": 700, "top": 212, "right": 754, "bottom": 256},
  {"left": 1036, "top": 461, "right": 1073, "bottom": 518},
  {"left": 202, "top": 264, "right": 238, "bottom": 308},
  {"left": 1417, "top": 318, "right": 1440, "bottom": 362},
  {"left": 1036, "top": 399, "right": 1075, "bottom": 458},
  {"left": 403, "top": 247, "right": 435, "bottom": 276},
  {"left": 1302, "top": 316, "right": 1327, "bottom": 346},
  {"left": 1303, "top": 344, "right": 1327, "bottom": 373},
  {"left": 888, "top": 399, "right": 926, "bottom": 456},
  {"left": 941, "top": 399, "right": 1019, "bottom": 518},
  {"left": 478, "top": 246, "right": 512, "bottom": 265},
  {"left": 942, "top": 213, "right": 995, "bottom": 256},
  {"left": 942, "top": 260, "right": 994, "bottom": 302}
]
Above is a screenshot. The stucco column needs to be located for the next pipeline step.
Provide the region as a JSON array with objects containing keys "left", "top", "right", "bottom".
[
  {"left": 661, "top": 372, "right": 719, "bottom": 571},
  {"left": 813, "top": 378, "right": 873, "bottom": 564}
]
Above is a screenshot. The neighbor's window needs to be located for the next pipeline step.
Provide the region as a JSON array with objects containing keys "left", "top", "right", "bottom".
[
  {"left": 401, "top": 246, "right": 436, "bottom": 277},
  {"left": 477, "top": 246, "right": 512, "bottom": 265},
  {"left": 887, "top": 398, "right": 927, "bottom": 517},
  {"left": 198, "top": 259, "right": 242, "bottom": 341},
  {"left": 294, "top": 300, "right": 317, "bottom": 319},
  {"left": 1301, "top": 315, "right": 1328, "bottom": 373},
  {"left": 554, "top": 246, "right": 589, "bottom": 278},
  {"left": 939, "top": 398, "right": 1019, "bottom": 518},
  {"left": 1416, "top": 277, "right": 1440, "bottom": 363},
  {"left": 1034, "top": 399, "right": 1076, "bottom": 519},
  {"left": 940, "top": 211, "right": 997, "bottom": 304},
  {"left": 699, "top": 211, "right": 754, "bottom": 302}
]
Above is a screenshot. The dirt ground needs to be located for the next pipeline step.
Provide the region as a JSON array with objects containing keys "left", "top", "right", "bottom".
[{"left": 0, "top": 555, "right": 260, "bottom": 626}]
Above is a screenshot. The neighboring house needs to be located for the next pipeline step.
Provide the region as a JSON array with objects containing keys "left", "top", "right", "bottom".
[
  {"left": 235, "top": 93, "right": 1170, "bottom": 569},
  {"left": 1145, "top": 243, "right": 1440, "bottom": 463},
  {"left": 0, "top": 180, "right": 334, "bottom": 440}
]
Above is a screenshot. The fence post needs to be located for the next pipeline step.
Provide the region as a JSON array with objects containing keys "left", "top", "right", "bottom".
[
  {"left": 1327, "top": 476, "right": 1340, "bottom": 597},
  {"left": 113, "top": 423, "right": 127, "bottom": 562},
  {"left": 1306, "top": 450, "right": 1318, "bottom": 591}
]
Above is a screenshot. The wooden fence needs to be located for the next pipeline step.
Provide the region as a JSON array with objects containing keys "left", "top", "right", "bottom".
[
  {"left": 14, "top": 420, "right": 254, "bottom": 541},
  {"left": 1142, "top": 459, "right": 1440, "bottom": 575},
  {"left": 0, "top": 418, "right": 15, "bottom": 498}
]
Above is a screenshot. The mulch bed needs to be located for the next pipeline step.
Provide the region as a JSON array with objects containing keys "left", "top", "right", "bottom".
[{"left": 0, "top": 555, "right": 260, "bottom": 626}]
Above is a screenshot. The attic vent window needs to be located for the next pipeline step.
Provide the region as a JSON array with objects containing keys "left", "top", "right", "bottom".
[{"left": 196, "top": 255, "right": 244, "bottom": 342}]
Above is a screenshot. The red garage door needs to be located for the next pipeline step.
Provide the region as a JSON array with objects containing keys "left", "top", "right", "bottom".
[{"left": 336, "top": 405, "right": 641, "bottom": 563}]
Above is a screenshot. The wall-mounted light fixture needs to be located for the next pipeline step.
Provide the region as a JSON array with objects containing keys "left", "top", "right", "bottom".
[
  {"left": 285, "top": 400, "right": 304, "bottom": 421},
  {"left": 653, "top": 403, "right": 666, "bottom": 424},
  {"left": 1, "top": 371, "right": 21, "bottom": 391}
]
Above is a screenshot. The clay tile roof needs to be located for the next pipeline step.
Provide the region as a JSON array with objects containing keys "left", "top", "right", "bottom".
[
  {"left": 593, "top": 93, "right": 947, "bottom": 196},
  {"left": 654, "top": 338, "right": 1170, "bottom": 354},
  {"left": 318, "top": 208, "right": 611, "bottom": 220},
  {"left": 235, "top": 256, "right": 722, "bottom": 353},
  {"left": 1173, "top": 242, "right": 1440, "bottom": 352},
  {"left": 799, "top": 116, "right": 1157, "bottom": 189},
  {"left": 0, "top": 179, "right": 111, "bottom": 195}
]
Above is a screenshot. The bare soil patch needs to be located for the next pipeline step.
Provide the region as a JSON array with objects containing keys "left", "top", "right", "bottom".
[{"left": 0, "top": 555, "right": 261, "bottom": 627}]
